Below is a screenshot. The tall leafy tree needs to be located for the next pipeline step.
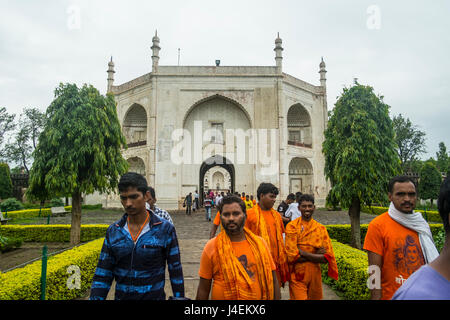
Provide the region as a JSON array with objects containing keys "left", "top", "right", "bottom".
[
  {"left": 436, "top": 142, "right": 449, "bottom": 175},
  {"left": 0, "top": 107, "right": 16, "bottom": 160},
  {"left": 27, "top": 83, "right": 128, "bottom": 244},
  {"left": 4, "top": 108, "right": 45, "bottom": 174},
  {"left": 4, "top": 126, "right": 33, "bottom": 174},
  {"left": 418, "top": 161, "right": 442, "bottom": 207},
  {"left": 323, "top": 83, "right": 401, "bottom": 249},
  {"left": 0, "top": 163, "right": 13, "bottom": 200},
  {"left": 23, "top": 107, "right": 46, "bottom": 149},
  {"left": 392, "top": 113, "right": 426, "bottom": 173}
]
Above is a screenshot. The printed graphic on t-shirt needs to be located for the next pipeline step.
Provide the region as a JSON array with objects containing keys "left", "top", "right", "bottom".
[
  {"left": 238, "top": 254, "right": 256, "bottom": 279},
  {"left": 392, "top": 235, "right": 425, "bottom": 283}
]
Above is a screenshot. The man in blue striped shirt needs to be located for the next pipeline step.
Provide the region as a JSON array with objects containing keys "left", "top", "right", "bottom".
[{"left": 90, "top": 172, "right": 185, "bottom": 300}]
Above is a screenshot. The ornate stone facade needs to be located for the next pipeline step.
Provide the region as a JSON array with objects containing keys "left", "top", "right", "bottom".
[{"left": 86, "top": 33, "right": 330, "bottom": 209}]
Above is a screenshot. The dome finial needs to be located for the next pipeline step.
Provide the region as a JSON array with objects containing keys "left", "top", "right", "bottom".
[{"left": 319, "top": 56, "right": 326, "bottom": 69}]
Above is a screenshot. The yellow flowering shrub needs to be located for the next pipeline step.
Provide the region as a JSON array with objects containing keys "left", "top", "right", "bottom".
[
  {"left": 321, "top": 240, "right": 370, "bottom": 300},
  {"left": 0, "top": 238, "right": 103, "bottom": 300},
  {"left": 4, "top": 206, "right": 72, "bottom": 219}
]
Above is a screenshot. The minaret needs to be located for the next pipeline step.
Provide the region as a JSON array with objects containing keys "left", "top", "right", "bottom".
[
  {"left": 151, "top": 30, "right": 161, "bottom": 72},
  {"left": 319, "top": 57, "right": 327, "bottom": 88},
  {"left": 319, "top": 57, "right": 328, "bottom": 129},
  {"left": 274, "top": 32, "right": 283, "bottom": 72},
  {"left": 107, "top": 56, "right": 115, "bottom": 93}
]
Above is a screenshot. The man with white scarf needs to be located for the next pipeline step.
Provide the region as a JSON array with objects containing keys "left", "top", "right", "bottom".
[
  {"left": 364, "top": 176, "right": 439, "bottom": 300},
  {"left": 392, "top": 176, "right": 450, "bottom": 299}
]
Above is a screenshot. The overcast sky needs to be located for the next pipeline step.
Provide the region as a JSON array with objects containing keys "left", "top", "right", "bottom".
[{"left": 1, "top": 0, "right": 449, "bottom": 160}]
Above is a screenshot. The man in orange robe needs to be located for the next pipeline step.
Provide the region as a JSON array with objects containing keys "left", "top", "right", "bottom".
[
  {"left": 285, "top": 194, "right": 338, "bottom": 300},
  {"left": 196, "top": 195, "right": 281, "bottom": 300},
  {"left": 245, "top": 183, "right": 290, "bottom": 287}
]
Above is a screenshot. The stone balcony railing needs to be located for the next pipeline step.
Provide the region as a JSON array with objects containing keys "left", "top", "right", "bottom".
[
  {"left": 287, "top": 140, "right": 312, "bottom": 148},
  {"left": 127, "top": 140, "right": 147, "bottom": 148}
]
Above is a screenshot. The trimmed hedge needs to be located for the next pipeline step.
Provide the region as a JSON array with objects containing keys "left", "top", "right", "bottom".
[
  {"left": 0, "top": 235, "right": 23, "bottom": 253},
  {"left": 0, "top": 238, "right": 103, "bottom": 300},
  {"left": 4, "top": 204, "right": 103, "bottom": 220},
  {"left": 0, "top": 198, "right": 23, "bottom": 212},
  {"left": 4, "top": 206, "right": 72, "bottom": 220},
  {"left": 325, "top": 224, "right": 444, "bottom": 252},
  {"left": 0, "top": 225, "right": 108, "bottom": 242},
  {"left": 325, "top": 224, "right": 369, "bottom": 247},
  {"left": 361, "top": 206, "right": 442, "bottom": 223},
  {"left": 321, "top": 240, "right": 370, "bottom": 300}
]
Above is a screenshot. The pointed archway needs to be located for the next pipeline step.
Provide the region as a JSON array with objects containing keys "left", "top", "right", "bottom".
[{"left": 199, "top": 155, "right": 235, "bottom": 204}]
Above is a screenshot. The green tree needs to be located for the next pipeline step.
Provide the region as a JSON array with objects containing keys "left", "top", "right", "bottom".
[
  {"left": 23, "top": 107, "right": 46, "bottom": 149},
  {"left": 418, "top": 161, "right": 442, "bottom": 207},
  {"left": 436, "top": 142, "right": 449, "bottom": 175},
  {"left": 4, "top": 126, "right": 33, "bottom": 174},
  {"left": 27, "top": 83, "right": 128, "bottom": 244},
  {"left": 0, "top": 107, "right": 16, "bottom": 160},
  {"left": 0, "top": 163, "right": 13, "bottom": 200},
  {"left": 10, "top": 167, "right": 25, "bottom": 174},
  {"left": 392, "top": 114, "right": 426, "bottom": 173},
  {"left": 323, "top": 83, "right": 401, "bottom": 249},
  {"left": 4, "top": 107, "right": 46, "bottom": 174}
]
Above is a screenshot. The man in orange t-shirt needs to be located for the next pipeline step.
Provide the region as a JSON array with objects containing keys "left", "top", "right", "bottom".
[
  {"left": 245, "top": 183, "right": 290, "bottom": 287},
  {"left": 196, "top": 195, "right": 280, "bottom": 300},
  {"left": 364, "top": 176, "right": 431, "bottom": 300}
]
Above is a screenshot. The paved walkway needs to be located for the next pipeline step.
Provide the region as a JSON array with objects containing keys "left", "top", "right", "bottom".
[{"left": 81, "top": 206, "right": 368, "bottom": 300}]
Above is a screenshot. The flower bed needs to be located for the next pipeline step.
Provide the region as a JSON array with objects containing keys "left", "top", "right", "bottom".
[{"left": 0, "top": 238, "right": 103, "bottom": 300}]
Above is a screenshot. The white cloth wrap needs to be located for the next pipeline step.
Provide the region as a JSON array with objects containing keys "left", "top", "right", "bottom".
[{"left": 388, "top": 202, "right": 439, "bottom": 264}]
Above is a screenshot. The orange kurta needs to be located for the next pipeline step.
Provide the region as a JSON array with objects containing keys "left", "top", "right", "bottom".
[
  {"left": 245, "top": 204, "right": 290, "bottom": 286},
  {"left": 199, "top": 228, "right": 276, "bottom": 300},
  {"left": 285, "top": 217, "right": 338, "bottom": 300}
]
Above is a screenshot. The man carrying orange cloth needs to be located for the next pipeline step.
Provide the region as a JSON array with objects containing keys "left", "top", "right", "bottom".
[
  {"left": 196, "top": 195, "right": 281, "bottom": 300},
  {"left": 245, "top": 183, "right": 290, "bottom": 287},
  {"left": 285, "top": 194, "right": 338, "bottom": 300}
]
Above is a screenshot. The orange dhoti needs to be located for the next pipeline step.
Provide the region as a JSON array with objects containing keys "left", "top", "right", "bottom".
[
  {"left": 285, "top": 218, "right": 338, "bottom": 300},
  {"left": 288, "top": 262, "right": 323, "bottom": 300}
]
